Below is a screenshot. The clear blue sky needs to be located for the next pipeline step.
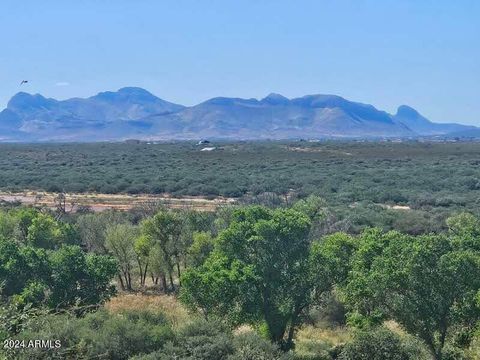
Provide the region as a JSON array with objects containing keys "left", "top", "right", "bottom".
[{"left": 0, "top": 0, "right": 479, "bottom": 124}]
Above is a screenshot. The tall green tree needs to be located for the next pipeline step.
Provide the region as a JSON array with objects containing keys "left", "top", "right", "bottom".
[
  {"left": 142, "top": 211, "right": 184, "bottom": 290},
  {"left": 134, "top": 235, "right": 154, "bottom": 287},
  {"left": 181, "top": 206, "right": 339, "bottom": 349},
  {"left": 187, "top": 231, "right": 215, "bottom": 267},
  {"left": 105, "top": 223, "right": 138, "bottom": 291},
  {"left": 48, "top": 245, "right": 117, "bottom": 309},
  {"left": 0, "top": 211, "right": 19, "bottom": 242},
  {"left": 343, "top": 227, "right": 480, "bottom": 360},
  {"left": 26, "top": 213, "right": 62, "bottom": 249},
  {"left": 76, "top": 211, "right": 126, "bottom": 253}
]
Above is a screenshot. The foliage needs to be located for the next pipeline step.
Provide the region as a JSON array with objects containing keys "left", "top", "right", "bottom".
[
  {"left": 2, "top": 141, "right": 480, "bottom": 222},
  {"left": 105, "top": 223, "right": 138, "bottom": 290},
  {"left": 45, "top": 245, "right": 117, "bottom": 309},
  {"left": 131, "top": 319, "right": 291, "bottom": 360},
  {"left": 0, "top": 235, "right": 117, "bottom": 309},
  {"left": 188, "top": 231, "right": 215, "bottom": 267},
  {"left": 76, "top": 211, "right": 127, "bottom": 253},
  {"left": 337, "top": 327, "right": 428, "bottom": 360},
  {"left": 26, "top": 213, "right": 72, "bottom": 249},
  {"left": 341, "top": 225, "right": 480, "bottom": 359},
  {"left": 181, "top": 206, "right": 342, "bottom": 350},
  {"left": 7, "top": 309, "right": 174, "bottom": 360},
  {"left": 142, "top": 210, "right": 184, "bottom": 290},
  {"left": 228, "top": 331, "right": 293, "bottom": 360}
]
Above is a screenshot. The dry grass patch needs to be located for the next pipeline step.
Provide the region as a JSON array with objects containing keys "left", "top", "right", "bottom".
[
  {"left": 105, "top": 293, "right": 192, "bottom": 328},
  {"left": 295, "top": 325, "right": 350, "bottom": 358}
]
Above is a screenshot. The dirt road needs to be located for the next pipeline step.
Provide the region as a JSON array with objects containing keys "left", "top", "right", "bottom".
[{"left": 0, "top": 191, "right": 235, "bottom": 212}]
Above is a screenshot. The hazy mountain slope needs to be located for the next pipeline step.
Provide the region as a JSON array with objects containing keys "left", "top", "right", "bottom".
[
  {"left": 149, "top": 94, "right": 414, "bottom": 139},
  {"left": 0, "top": 88, "right": 476, "bottom": 141},
  {"left": 394, "top": 105, "right": 476, "bottom": 135},
  {"left": 0, "top": 87, "right": 184, "bottom": 141}
]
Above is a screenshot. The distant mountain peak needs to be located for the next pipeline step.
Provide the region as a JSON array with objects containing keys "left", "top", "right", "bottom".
[
  {"left": 261, "top": 93, "right": 290, "bottom": 104},
  {"left": 202, "top": 97, "right": 259, "bottom": 106},
  {"left": 117, "top": 87, "right": 155, "bottom": 96},
  {"left": 292, "top": 94, "right": 350, "bottom": 108},
  {"left": 7, "top": 92, "right": 55, "bottom": 110},
  {"left": 396, "top": 105, "right": 421, "bottom": 118},
  {"left": 91, "top": 87, "right": 159, "bottom": 102}
]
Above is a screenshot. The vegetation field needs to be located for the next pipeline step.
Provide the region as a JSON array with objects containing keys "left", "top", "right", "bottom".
[
  {"left": 2, "top": 141, "right": 480, "bottom": 360},
  {"left": 2, "top": 140, "right": 480, "bottom": 233},
  {"left": 2, "top": 141, "right": 480, "bottom": 203}
]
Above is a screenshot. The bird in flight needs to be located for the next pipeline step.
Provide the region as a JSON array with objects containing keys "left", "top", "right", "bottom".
[{"left": 20, "top": 80, "right": 28, "bottom": 85}]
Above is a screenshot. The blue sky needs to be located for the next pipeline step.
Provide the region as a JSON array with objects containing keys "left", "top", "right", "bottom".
[{"left": 0, "top": 0, "right": 479, "bottom": 124}]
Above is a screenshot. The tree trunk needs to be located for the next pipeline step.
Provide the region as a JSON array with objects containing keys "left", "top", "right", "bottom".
[
  {"left": 123, "top": 272, "right": 130, "bottom": 290},
  {"left": 161, "top": 273, "right": 167, "bottom": 292},
  {"left": 123, "top": 268, "right": 132, "bottom": 291},
  {"left": 137, "top": 259, "right": 144, "bottom": 286},
  {"left": 426, "top": 339, "right": 441, "bottom": 360},
  {"left": 168, "top": 270, "right": 174, "bottom": 291},
  {"left": 176, "top": 262, "right": 181, "bottom": 286},
  {"left": 117, "top": 273, "right": 125, "bottom": 291},
  {"left": 142, "top": 263, "right": 149, "bottom": 286},
  {"left": 286, "top": 322, "right": 296, "bottom": 350},
  {"left": 127, "top": 271, "right": 132, "bottom": 290}
]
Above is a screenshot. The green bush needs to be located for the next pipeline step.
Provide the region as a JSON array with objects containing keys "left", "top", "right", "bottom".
[
  {"left": 147, "top": 319, "right": 234, "bottom": 360},
  {"left": 337, "top": 327, "right": 427, "bottom": 360},
  {"left": 9, "top": 309, "right": 174, "bottom": 360},
  {"left": 133, "top": 327, "right": 293, "bottom": 360},
  {"left": 228, "top": 332, "right": 293, "bottom": 360}
]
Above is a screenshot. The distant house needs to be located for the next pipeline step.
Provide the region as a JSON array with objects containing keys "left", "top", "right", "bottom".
[
  {"left": 197, "top": 140, "right": 211, "bottom": 145},
  {"left": 200, "top": 147, "right": 216, "bottom": 152}
]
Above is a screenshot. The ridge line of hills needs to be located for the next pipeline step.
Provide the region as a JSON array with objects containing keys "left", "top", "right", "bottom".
[{"left": 0, "top": 87, "right": 477, "bottom": 142}]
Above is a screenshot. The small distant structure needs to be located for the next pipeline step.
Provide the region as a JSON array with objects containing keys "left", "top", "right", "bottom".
[
  {"left": 197, "top": 140, "right": 211, "bottom": 145},
  {"left": 200, "top": 147, "right": 216, "bottom": 152},
  {"left": 125, "top": 139, "right": 141, "bottom": 144}
]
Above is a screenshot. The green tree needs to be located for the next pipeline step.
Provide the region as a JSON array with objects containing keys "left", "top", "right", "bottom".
[
  {"left": 148, "top": 245, "right": 169, "bottom": 291},
  {"left": 142, "top": 211, "right": 184, "bottom": 290},
  {"left": 0, "top": 237, "right": 30, "bottom": 297},
  {"left": 0, "top": 211, "right": 19, "bottom": 242},
  {"left": 0, "top": 238, "right": 50, "bottom": 304},
  {"left": 105, "top": 223, "right": 138, "bottom": 291},
  {"left": 134, "top": 235, "right": 154, "bottom": 287},
  {"left": 26, "top": 213, "right": 63, "bottom": 249},
  {"left": 188, "top": 232, "right": 214, "bottom": 267},
  {"left": 343, "top": 228, "right": 480, "bottom": 360},
  {"left": 48, "top": 245, "right": 117, "bottom": 309},
  {"left": 180, "top": 210, "right": 215, "bottom": 268},
  {"left": 181, "top": 206, "right": 336, "bottom": 349},
  {"left": 76, "top": 211, "right": 126, "bottom": 253},
  {"left": 12, "top": 208, "right": 38, "bottom": 244}
]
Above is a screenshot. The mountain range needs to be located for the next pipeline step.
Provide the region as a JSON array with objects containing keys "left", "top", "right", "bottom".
[{"left": 0, "top": 87, "right": 476, "bottom": 141}]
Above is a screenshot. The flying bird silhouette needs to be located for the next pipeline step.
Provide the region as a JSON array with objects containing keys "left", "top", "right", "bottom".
[{"left": 20, "top": 80, "right": 28, "bottom": 85}]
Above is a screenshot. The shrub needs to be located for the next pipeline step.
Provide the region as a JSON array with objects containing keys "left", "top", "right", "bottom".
[
  {"left": 228, "top": 332, "right": 293, "bottom": 360},
  {"left": 337, "top": 327, "right": 426, "bottom": 360},
  {"left": 8, "top": 309, "right": 174, "bottom": 360},
  {"left": 158, "top": 319, "right": 234, "bottom": 360}
]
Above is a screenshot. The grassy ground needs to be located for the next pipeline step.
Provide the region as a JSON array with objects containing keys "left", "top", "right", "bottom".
[
  {"left": 105, "top": 293, "right": 480, "bottom": 358},
  {"left": 105, "top": 293, "right": 192, "bottom": 329},
  {"left": 107, "top": 293, "right": 351, "bottom": 357}
]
